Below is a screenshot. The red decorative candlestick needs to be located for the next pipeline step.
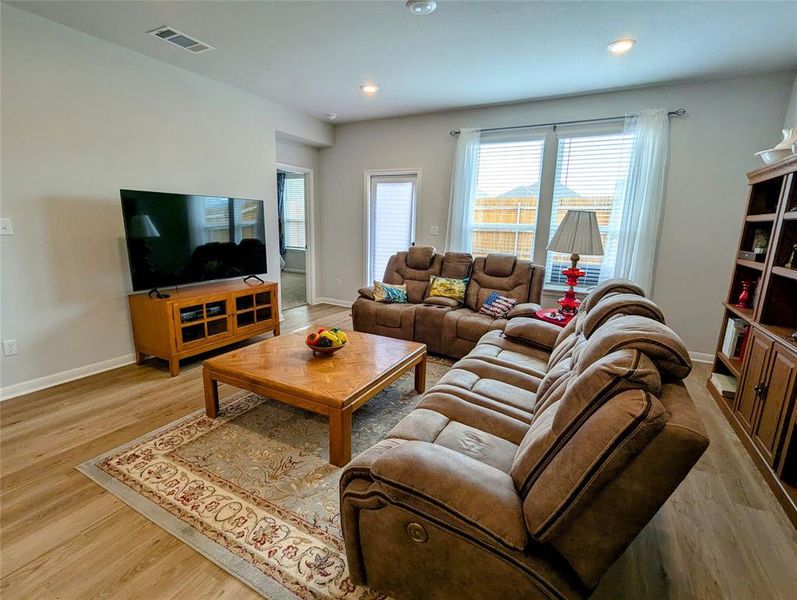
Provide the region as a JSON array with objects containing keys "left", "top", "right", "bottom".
[{"left": 735, "top": 280, "right": 753, "bottom": 309}]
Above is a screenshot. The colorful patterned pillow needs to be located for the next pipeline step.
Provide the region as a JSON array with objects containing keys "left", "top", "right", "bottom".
[
  {"left": 427, "top": 275, "right": 468, "bottom": 304},
  {"left": 373, "top": 281, "right": 408, "bottom": 303},
  {"left": 479, "top": 292, "right": 518, "bottom": 318}
]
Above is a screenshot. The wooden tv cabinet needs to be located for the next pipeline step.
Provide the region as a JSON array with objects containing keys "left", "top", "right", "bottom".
[{"left": 128, "top": 279, "right": 280, "bottom": 376}]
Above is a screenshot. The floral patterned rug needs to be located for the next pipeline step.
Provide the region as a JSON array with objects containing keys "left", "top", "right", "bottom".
[{"left": 78, "top": 357, "right": 451, "bottom": 600}]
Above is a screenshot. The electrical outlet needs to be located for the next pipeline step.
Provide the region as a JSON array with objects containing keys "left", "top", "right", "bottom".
[
  {"left": 0, "top": 218, "right": 13, "bottom": 235},
  {"left": 336, "top": 278, "right": 342, "bottom": 287},
  {"left": 429, "top": 225, "right": 439, "bottom": 236},
  {"left": 2, "top": 339, "right": 18, "bottom": 356}
]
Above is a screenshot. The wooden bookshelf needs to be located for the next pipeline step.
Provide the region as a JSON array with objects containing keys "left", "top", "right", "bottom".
[{"left": 707, "top": 154, "right": 797, "bottom": 527}]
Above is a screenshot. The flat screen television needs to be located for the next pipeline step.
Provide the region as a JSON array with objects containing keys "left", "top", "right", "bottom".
[{"left": 121, "top": 189, "right": 267, "bottom": 291}]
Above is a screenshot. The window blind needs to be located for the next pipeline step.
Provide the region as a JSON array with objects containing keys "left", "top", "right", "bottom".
[
  {"left": 546, "top": 132, "right": 634, "bottom": 288},
  {"left": 369, "top": 175, "right": 417, "bottom": 283},
  {"left": 471, "top": 138, "right": 545, "bottom": 257},
  {"left": 284, "top": 176, "right": 306, "bottom": 248}
]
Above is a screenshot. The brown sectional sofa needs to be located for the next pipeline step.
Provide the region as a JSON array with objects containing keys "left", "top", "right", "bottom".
[
  {"left": 353, "top": 246, "right": 545, "bottom": 358},
  {"left": 341, "top": 279, "right": 709, "bottom": 600}
]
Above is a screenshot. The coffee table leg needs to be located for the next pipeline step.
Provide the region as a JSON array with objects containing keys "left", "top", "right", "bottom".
[
  {"left": 329, "top": 408, "right": 352, "bottom": 467},
  {"left": 415, "top": 354, "right": 427, "bottom": 394},
  {"left": 204, "top": 369, "right": 219, "bottom": 418}
]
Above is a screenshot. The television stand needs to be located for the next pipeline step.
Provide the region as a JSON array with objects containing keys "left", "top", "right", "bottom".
[
  {"left": 129, "top": 279, "right": 279, "bottom": 376},
  {"left": 243, "top": 274, "right": 265, "bottom": 284},
  {"left": 147, "top": 288, "right": 171, "bottom": 299}
]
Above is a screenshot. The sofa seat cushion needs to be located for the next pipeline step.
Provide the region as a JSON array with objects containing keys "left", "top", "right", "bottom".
[
  {"left": 443, "top": 308, "right": 507, "bottom": 344},
  {"left": 435, "top": 420, "right": 519, "bottom": 472},
  {"left": 385, "top": 405, "right": 521, "bottom": 473},
  {"left": 467, "top": 330, "right": 550, "bottom": 378},
  {"left": 419, "top": 390, "right": 533, "bottom": 437},
  {"left": 375, "top": 302, "right": 417, "bottom": 328},
  {"left": 435, "top": 365, "right": 538, "bottom": 418}
]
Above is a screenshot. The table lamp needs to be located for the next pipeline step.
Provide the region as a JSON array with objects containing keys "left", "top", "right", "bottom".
[{"left": 547, "top": 210, "right": 604, "bottom": 315}]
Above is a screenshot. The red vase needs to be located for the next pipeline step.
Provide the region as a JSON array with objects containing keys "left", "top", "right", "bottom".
[{"left": 735, "top": 281, "right": 753, "bottom": 309}]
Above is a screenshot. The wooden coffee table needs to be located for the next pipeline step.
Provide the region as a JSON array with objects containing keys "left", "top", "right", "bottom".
[{"left": 202, "top": 328, "right": 427, "bottom": 466}]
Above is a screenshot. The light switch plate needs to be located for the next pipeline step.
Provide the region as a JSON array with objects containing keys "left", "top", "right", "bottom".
[
  {"left": 2, "top": 340, "right": 18, "bottom": 356},
  {"left": 0, "top": 218, "right": 12, "bottom": 235},
  {"left": 429, "top": 225, "right": 439, "bottom": 235}
]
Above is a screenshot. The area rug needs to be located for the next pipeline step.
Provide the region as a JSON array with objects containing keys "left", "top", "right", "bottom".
[{"left": 78, "top": 357, "right": 452, "bottom": 600}]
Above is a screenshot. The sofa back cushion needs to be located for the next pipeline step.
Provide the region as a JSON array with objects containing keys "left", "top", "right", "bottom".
[
  {"left": 382, "top": 248, "right": 443, "bottom": 304},
  {"left": 521, "top": 389, "right": 667, "bottom": 540},
  {"left": 581, "top": 278, "right": 646, "bottom": 313},
  {"left": 581, "top": 294, "right": 664, "bottom": 338},
  {"left": 465, "top": 254, "right": 533, "bottom": 312},
  {"left": 441, "top": 252, "right": 473, "bottom": 279},
  {"left": 579, "top": 314, "right": 692, "bottom": 379},
  {"left": 534, "top": 383, "right": 708, "bottom": 589},
  {"left": 510, "top": 348, "right": 661, "bottom": 496}
]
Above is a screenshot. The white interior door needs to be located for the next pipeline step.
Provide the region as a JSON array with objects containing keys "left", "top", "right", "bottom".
[{"left": 366, "top": 172, "right": 418, "bottom": 284}]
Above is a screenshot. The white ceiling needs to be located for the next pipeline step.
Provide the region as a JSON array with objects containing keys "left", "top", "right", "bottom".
[{"left": 10, "top": 1, "right": 797, "bottom": 123}]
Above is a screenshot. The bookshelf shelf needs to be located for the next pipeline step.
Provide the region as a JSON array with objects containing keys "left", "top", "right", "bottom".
[
  {"left": 772, "top": 266, "right": 797, "bottom": 281},
  {"left": 709, "top": 154, "right": 797, "bottom": 527},
  {"left": 746, "top": 213, "right": 778, "bottom": 222},
  {"left": 736, "top": 259, "right": 765, "bottom": 271},
  {"left": 717, "top": 351, "right": 742, "bottom": 378}
]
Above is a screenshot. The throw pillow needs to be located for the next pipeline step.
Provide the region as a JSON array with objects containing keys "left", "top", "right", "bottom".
[
  {"left": 427, "top": 275, "right": 468, "bottom": 304},
  {"left": 373, "top": 281, "right": 408, "bottom": 303},
  {"left": 479, "top": 291, "right": 518, "bottom": 318}
]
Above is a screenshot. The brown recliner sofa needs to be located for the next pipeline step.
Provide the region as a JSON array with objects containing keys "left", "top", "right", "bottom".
[
  {"left": 353, "top": 246, "right": 545, "bottom": 358},
  {"left": 340, "top": 279, "right": 709, "bottom": 600}
]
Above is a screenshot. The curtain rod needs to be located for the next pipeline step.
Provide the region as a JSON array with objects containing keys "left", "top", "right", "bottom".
[{"left": 448, "top": 108, "right": 687, "bottom": 136}]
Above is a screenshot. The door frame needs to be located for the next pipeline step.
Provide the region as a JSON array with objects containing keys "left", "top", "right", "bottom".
[
  {"left": 277, "top": 162, "right": 316, "bottom": 305},
  {"left": 363, "top": 168, "right": 422, "bottom": 287}
]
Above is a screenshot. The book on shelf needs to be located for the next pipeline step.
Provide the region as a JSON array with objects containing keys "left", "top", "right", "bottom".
[
  {"left": 721, "top": 318, "right": 747, "bottom": 357},
  {"left": 710, "top": 373, "right": 738, "bottom": 399}
]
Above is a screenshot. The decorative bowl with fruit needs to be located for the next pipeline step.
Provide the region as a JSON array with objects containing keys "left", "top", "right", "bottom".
[{"left": 305, "top": 327, "right": 348, "bottom": 356}]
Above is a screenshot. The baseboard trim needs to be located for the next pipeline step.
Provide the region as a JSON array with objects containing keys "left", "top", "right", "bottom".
[
  {"left": 282, "top": 268, "right": 306, "bottom": 274},
  {"left": 689, "top": 351, "right": 714, "bottom": 364},
  {"left": 0, "top": 353, "right": 136, "bottom": 402},
  {"left": 312, "top": 297, "right": 353, "bottom": 308}
]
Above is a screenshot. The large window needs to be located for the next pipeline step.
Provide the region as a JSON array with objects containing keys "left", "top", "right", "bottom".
[
  {"left": 467, "top": 126, "right": 634, "bottom": 289},
  {"left": 472, "top": 138, "right": 544, "bottom": 257},
  {"left": 283, "top": 175, "right": 306, "bottom": 249},
  {"left": 546, "top": 132, "right": 634, "bottom": 287},
  {"left": 366, "top": 172, "right": 418, "bottom": 284}
]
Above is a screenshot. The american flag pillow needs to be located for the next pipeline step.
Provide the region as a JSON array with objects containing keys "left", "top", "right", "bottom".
[{"left": 479, "top": 292, "right": 518, "bottom": 318}]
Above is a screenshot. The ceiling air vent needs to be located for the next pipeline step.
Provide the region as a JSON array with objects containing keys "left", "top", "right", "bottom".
[{"left": 148, "top": 26, "right": 215, "bottom": 54}]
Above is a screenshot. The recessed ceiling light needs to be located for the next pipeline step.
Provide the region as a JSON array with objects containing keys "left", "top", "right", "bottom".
[
  {"left": 327, "top": 113, "right": 338, "bottom": 121},
  {"left": 607, "top": 38, "right": 636, "bottom": 55},
  {"left": 360, "top": 83, "right": 380, "bottom": 95},
  {"left": 405, "top": 0, "right": 437, "bottom": 15}
]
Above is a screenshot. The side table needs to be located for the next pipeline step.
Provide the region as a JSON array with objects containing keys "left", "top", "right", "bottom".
[{"left": 534, "top": 307, "right": 575, "bottom": 328}]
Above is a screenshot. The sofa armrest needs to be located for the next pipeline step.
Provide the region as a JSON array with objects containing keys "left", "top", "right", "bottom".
[
  {"left": 504, "top": 317, "right": 560, "bottom": 350},
  {"left": 370, "top": 440, "right": 527, "bottom": 550},
  {"left": 506, "top": 302, "right": 540, "bottom": 319},
  {"left": 357, "top": 286, "right": 375, "bottom": 300}
]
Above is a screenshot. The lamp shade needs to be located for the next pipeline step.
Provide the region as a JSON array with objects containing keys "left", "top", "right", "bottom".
[
  {"left": 547, "top": 210, "right": 604, "bottom": 256},
  {"left": 128, "top": 214, "right": 160, "bottom": 239}
]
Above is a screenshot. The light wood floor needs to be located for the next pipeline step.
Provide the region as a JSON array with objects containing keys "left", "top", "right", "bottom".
[{"left": 1, "top": 303, "right": 795, "bottom": 599}]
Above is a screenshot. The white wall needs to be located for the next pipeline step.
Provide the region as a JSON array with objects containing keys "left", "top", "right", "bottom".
[
  {"left": 0, "top": 5, "right": 332, "bottom": 394},
  {"left": 317, "top": 72, "right": 795, "bottom": 355},
  {"left": 785, "top": 76, "right": 797, "bottom": 128}
]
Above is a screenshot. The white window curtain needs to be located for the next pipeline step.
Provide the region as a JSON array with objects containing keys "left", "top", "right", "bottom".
[
  {"left": 604, "top": 109, "right": 669, "bottom": 293},
  {"left": 445, "top": 127, "right": 480, "bottom": 252}
]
